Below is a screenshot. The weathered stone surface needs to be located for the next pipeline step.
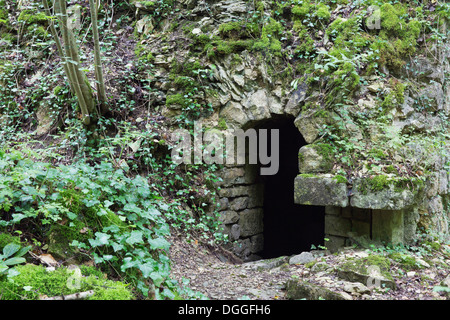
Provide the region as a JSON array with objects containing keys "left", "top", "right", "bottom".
[
  {"left": 230, "top": 224, "right": 241, "bottom": 240},
  {"left": 418, "top": 82, "right": 444, "bottom": 110},
  {"left": 230, "top": 197, "right": 248, "bottom": 211},
  {"left": 219, "top": 210, "right": 239, "bottom": 224},
  {"left": 285, "top": 81, "right": 308, "bottom": 116},
  {"left": 217, "top": 167, "right": 246, "bottom": 187},
  {"left": 325, "top": 215, "right": 352, "bottom": 238},
  {"left": 218, "top": 197, "right": 229, "bottom": 211},
  {"left": 298, "top": 145, "right": 333, "bottom": 173},
  {"left": 408, "top": 56, "right": 445, "bottom": 84},
  {"left": 219, "top": 101, "right": 249, "bottom": 127},
  {"left": 246, "top": 184, "right": 264, "bottom": 208},
  {"left": 250, "top": 234, "right": 264, "bottom": 253},
  {"left": 351, "top": 220, "right": 371, "bottom": 237},
  {"left": 218, "top": 185, "right": 249, "bottom": 198},
  {"left": 243, "top": 256, "right": 289, "bottom": 271},
  {"left": 239, "top": 208, "right": 264, "bottom": 237},
  {"left": 372, "top": 210, "right": 404, "bottom": 244},
  {"left": 233, "top": 238, "right": 251, "bottom": 258},
  {"left": 243, "top": 89, "right": 271, "bottom": 121},
  {"left": 294, "top": 110, "right": 323, "bottom": 144},
  {"left": 336, "top": 269, "right": 396, "bottom": 291},
  {"left": 325, "top": 235, "right": 347, "bottom": 253},
  {"left": 285, "top": 280, "right": 347, "bottom": 300},
  {"left": 294, "top": 175, "right": 349, "bottom": 207},
  {"left": 36, "top": 102, "right": 54, "bottom": 135},
  {"left": 350, "top": 178, "right": 422, "bottom": 210},
  {"left": 135, "top": 15, "right": 154, "bottom": 35},
  {"left": 289, "top": 252, "right": 315, "bottom": 265},
  {"left": 343, "top": 282, "right": 371, "bottom": 295},
  {"left": 439, "top": 170, "right": 449, "bottom": 195}
]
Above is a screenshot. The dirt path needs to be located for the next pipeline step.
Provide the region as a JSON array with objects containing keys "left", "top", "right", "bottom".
[{"left": 169, "top": 235, "right": 450, "bottom": 300}]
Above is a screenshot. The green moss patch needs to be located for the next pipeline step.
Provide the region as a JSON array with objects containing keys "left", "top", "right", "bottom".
[
  {"left": 339, "top": 253, "right": 394, "bottom": 281},
  {"left": 0, "top": 264, "right": 134, "bottom": 300}
]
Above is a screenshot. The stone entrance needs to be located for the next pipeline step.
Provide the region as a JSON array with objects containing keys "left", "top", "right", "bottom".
[
  {"left": 258, "top": 116, "right": 325, "bottom": 258},
  {"left": 217, "top": 116, "right": 326, "bottom": 261}
]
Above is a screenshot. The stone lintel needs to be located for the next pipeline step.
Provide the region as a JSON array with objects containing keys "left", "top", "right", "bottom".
[
  {"left": 350, "top": 178, "right": 423, "bottom": 210},
  {"left": 294, "top": 174, "right": 348, "bottom": 207}
]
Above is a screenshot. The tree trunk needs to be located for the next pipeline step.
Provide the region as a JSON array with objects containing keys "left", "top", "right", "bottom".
[{"left": 89, "top": 0, "right": 108, "bottom": 112}]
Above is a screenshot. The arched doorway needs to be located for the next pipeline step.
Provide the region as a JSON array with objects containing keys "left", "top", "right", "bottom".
[{"left": 255, "top": 116, "right": 325, "bottom": 258}]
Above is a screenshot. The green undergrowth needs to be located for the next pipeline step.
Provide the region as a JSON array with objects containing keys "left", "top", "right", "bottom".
[{"left": 0, "top": 145, "right": 217, "bottom": 299}]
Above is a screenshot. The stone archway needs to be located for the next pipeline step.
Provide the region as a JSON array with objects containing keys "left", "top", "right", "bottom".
[
  {"left": 215, "top": 113, "right": 326, "bottom": 261},
  {"left": 255, "top": 116, "right": 325, "bottom": 259}
]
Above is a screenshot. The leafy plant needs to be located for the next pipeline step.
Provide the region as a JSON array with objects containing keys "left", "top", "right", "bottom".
[{"left": 0, "top": 243, "right": 31, "bottom": 277}]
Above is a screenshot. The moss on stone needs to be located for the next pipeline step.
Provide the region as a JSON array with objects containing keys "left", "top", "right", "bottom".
[
  {"left": 292, "top": 3, "right": 311, "bottom": 20},
  {"left": 381, "top": 78, "right": 406, "bottom": 109},
  {"left": 17, "top": 10, "right": 50, "bottom": 25},
  {"left": 367, "top": 175, "right": 390, "bottom": 192},
  {"left": 0, "top": 264, "right": 134, "bottom": 300},
  {"left": 315, "top": 3, "right": 331, "bottom": 21},
  {"left": 166, "top": 93, "right": 188, "bottom": 107},
  {"left": 388, "top": 252, "right": 424, "bottom": 271},
  {"left": 252, "top": 18, "right": 284, "bottom": 57},
  {"left": 333, "top": 175, "right": 348, "bottom": 184},
  {"left": 340, "top": 253, "right": 393, "bottom": 281}
]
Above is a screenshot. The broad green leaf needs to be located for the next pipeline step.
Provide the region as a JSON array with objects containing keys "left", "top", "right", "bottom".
[
  {"left": 88, "top": 232, "right": 110, "bottom": 247},
  {"left": 16, "top": 245, "right": 31, "bottom": 257},
  {"left": 2, "top": 243, "right": 20, "bottom": 258},
  {"left": 126, "top": 231, "right": 144, "bottom": 245},
  {"left": 150, "top": 271, "right": 164, "bottom": 287},
  {"left": 139, "top": 262, "right": 155, "bottom": 278},
  {"left": 111, "top": 242, "right": 124, "bottom": 252},
  {"left": 123, "top": 203, "right": 142, "bottom": 213},
  {"left": 4, "top": 257, "right": 25, "bottom": 266},
  {"left": 0, "top": 263, "right": 8, "bottom": 274},
  {"left": 148, "top": 237, "right": 170, "bottom": 250},
  {"left": 121, "top": 257, "right": 138, "bottom": 271}
]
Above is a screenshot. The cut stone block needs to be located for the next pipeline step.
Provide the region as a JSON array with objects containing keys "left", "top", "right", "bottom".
[
  {"left": 294, "top": 175, "right": 349, "bottom": 207},
  {"left": 350, "top": 178, "right": 423, "bottom": 210}
]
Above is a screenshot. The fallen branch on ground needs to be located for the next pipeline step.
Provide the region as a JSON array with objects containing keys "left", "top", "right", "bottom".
[{"left": 40, "top": 290, "right": 95, "bottom": 300}]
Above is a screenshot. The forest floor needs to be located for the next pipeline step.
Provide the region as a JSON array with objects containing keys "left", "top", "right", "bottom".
[{"left": 168, "top": 234, "right": 450, "bottom": 300}]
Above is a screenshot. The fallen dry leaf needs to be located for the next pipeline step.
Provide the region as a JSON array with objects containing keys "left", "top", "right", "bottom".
[{"left": 38, "top": 253, "right": 59, "bottom": 267}]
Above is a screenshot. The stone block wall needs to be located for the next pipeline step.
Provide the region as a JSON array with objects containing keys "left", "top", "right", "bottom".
[
  {"left": 324, "top": 206, "right": 410, "bottom": 252},
  {"left": 215, "top": 164, "right": 265, "bottom": 260}
]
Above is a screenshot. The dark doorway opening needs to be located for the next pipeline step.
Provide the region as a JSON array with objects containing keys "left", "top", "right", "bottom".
[{"left": 256, "top": 116, "right": 325, "bottom": 259}]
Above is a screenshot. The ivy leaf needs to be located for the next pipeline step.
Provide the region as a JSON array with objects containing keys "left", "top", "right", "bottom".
[
  {"left": 139, "top": 262, "right": 155, "bottom": 279},
  {"left": 140, "top": 207, "right": 161, "bottom": 220},
  {"left": 88, "top": 232, "right": 110, "bottom": 247},
  {"left": 123, "top": 203, "right": 142, "bottom": 214},
  {"left": 150, "top": 271, "right": 164, "bottom": 287},
  {"left": 111, "top": 242, "right": 124, "bottom": 252},
  {"left": 148, "top": 237, "right": 170, "bottom": 250},
  {"left": 125, "top": 230, "right": 144, "bottom": 245},
  {"left": 121, "top": 257, "right": 138, "bottom": 271}
]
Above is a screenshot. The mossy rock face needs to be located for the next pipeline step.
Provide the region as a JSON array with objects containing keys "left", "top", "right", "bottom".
[
  {"left": 294, "top": 174, "right": 348, "bottom": 207},
  {"left": 336, "top": 254, "right": 397, "bottom": 290},
  {"left": 47, "top": 220, "right": 91, "bottom": 264},
  {"left": 350, "top": 177, "right": 424, "bottom": 210},
  {"left": 298, "top": 143, "right": 335, "bottom": 173}
]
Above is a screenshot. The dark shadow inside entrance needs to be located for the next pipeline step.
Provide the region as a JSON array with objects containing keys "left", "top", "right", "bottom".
[{"left": 255, "top": 116, "right": 325, "bottom": 259}]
